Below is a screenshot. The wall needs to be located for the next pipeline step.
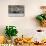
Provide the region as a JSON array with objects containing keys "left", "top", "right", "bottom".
[{"left": 0, "top": 0, "right": 46, "bottom": 40}]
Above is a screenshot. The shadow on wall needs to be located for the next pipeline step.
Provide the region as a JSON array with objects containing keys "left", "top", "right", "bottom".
[{"left": 30, "top": 16, "right": 40, "bottom": 27}]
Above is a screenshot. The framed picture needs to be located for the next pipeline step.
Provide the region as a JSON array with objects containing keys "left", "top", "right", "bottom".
[{"left": 8, "top": 5, "right": 24, "bottom": 17}]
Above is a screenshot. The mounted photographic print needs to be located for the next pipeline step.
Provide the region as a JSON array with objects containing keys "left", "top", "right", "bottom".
[{"left": 8, "top": 5, "right": 24, "bottom": 17}]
